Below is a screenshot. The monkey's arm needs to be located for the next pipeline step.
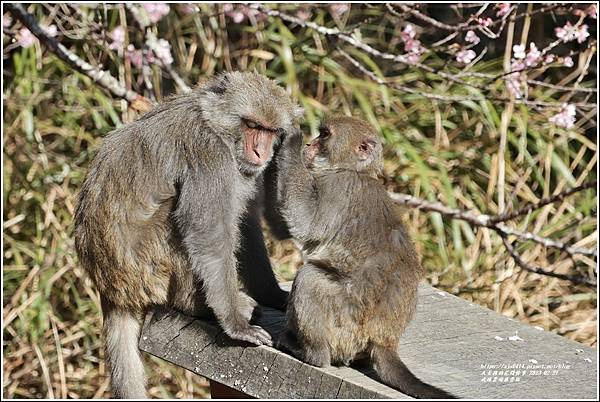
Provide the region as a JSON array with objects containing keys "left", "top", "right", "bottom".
[
  {"left": 237, "top": 195, "right": 289, "bottom": 310},
  {"left": 277, "top": 129, "right": 319, "bottom": 240},
  {"left": 261, "top": 150, "right": 293, "bottom": 240},
  {"left": 174, "top": 167, "right": 272, "bottom": 346}
]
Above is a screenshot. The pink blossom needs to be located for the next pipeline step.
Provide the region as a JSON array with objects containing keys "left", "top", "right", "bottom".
[
  {"left": 587, "top": 4, "right": 597, "bottom": 19},
  {"left": 544, "top": 54, "right": 556, "bottom": 64},
  {"left": 153, "top": 38, "right": 173, "bottom": 65},
  {"left": 400, "top": 24, "right": 425, "bottom": 65},
  {"left": 477, "top": 17, "right": 493, "bottom": 27},
  {"left": 406, "top": 53, "right": 421, "bottom": 65},
  {"left": 17, "top": 27, "right": 37, "bottom": 48},
  {"left": 126, "top": 44, "right": 143, "bottom": 68},
  {"left": 555, "top": 22, "right": 573, "bottom": 41},
  {"left": 295, "top": 9, "right": 312, "bottom": 22},
  {"left": 108, "top": 26, "right": 126, "bottom": 50},
  {"left": 223, "top": 4, "right": 264, "bottom": 23},
  {"left": 401, "top": 24, "right": 416, "bottom": 42},
  {"left": 511, "top": 60, "right": 525, "bottom": 72},
  {"left": 524, "top": 43, "right": 541, "bottom": 67},
  {"left": 549, "top": 103, "right": 576, "bottom": 129},
  {"left": 405, "top": 39, "right": 423, "bottom": 54},
  {"left": 330, "top": 4, "right": 350, "bottom": 18},
  {"left": 42, "top": 24, "right": 57, "bottom": 37},
  {"left": 465, "top": 30, "right": 480, "bottom": 45},
  {"left": 505, "top": 60, "right": 525, "bottom": 98},
  {"left": 505, "top": 75, "right": 523, "bottom": 98},
  {"left": 3, "top": 13, "right": 12, "bottom": 28},
  {"left": 142, "top": 3, "right": 170, "bottom": 23},
  {"left": 512, "top": 44, "right": 526, "bottom": 59},
  {"left": 496, "top": 3, "right": 511, "bottom": 17},
  {"left": 563, "top": 56, "right": 574, "bottom": 68},
  {"left": 456, "top": 49, "right": 476, "bottom": 64},
  {"left": 555, "top": 22, "right": 589, "bottom": 43},
  {"left": 576, "top": 24, "right": 589, "bottom": 43},
  {"left": 178, "top": 4, "right": 197, "bottom": 15}
]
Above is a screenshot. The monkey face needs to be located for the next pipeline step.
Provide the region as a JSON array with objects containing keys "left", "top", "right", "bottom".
[
  {"left": 240, "top": 118, "right": 280, "bottom": 166},
  {"left": 199, "top": 71, "right": 304, "bottom": 175},
  {"left": 304, "top": 116, "right": 383, "bottom": 175}
]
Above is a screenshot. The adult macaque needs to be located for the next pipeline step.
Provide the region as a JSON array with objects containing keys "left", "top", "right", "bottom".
[
  {"left": 274, "top": 116, "right": 455, "bottom": 399},
  {"left": 74, "top": 72, "right": 303, "bottom": 398}
]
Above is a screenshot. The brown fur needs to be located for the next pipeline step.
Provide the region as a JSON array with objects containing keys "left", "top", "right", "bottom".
[{"left": 274, "top": 116, "right": 455, "bottom": 399}]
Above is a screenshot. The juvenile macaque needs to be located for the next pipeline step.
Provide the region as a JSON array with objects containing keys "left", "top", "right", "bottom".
[
  {"left": 275, "top": 116, "right": 455, "bottom": 399},
  {"left": 74, "top": 72, "right": 302, "bottom": 398}
]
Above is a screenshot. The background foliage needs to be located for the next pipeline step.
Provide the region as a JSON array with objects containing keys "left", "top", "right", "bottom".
[{"left": 2, "top": 3, "right": 597, "bottom": 398}]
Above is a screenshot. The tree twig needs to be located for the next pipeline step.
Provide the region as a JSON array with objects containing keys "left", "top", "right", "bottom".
[
  {"left": 501, "top": 235, "right": 596, "bottom": 286},
  {"left": 389, "top": 192, "right": 597, "bottom": 258},
  {"left": 256, "top": 4, "right": 597, "bottom": 110},
  {"left": 489, "top": 181, "right": 598, "bottom": 223}
]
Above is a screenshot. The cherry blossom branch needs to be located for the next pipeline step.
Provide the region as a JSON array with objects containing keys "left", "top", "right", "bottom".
[
  {"left": 392, "top": 4, "right": 472, "bottom": 31},
  {"left": 388, "top": 192, "right": 597, "bottom": 259},
  {"left": 5, "top": 3, "right": 151, "bottom": 111},
  {"left": 125, "top": 4, "right": 191, "bottom": 94},
  {"left": 254, "top": 4, "right": 597, "bottom": 110},
  {"left": 338, "top": 46, "right": 596, "bottom": 110}
]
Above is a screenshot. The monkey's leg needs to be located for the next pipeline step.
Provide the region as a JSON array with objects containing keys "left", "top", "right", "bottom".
[
  {"left": 175, "top": 172, "right": 272, "bottom": 347},
  {"left": 284, "top": 266, "right": 333, "bottom": 368},
  {"left": 237, "top": 197, "right": 288, "bottom": 311},
  {"left": 101, "top": 297, "right": 147, "bottom": 399}
]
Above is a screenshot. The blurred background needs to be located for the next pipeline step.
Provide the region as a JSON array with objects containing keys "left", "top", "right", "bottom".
[{"left": 2, "top": 2, "right": 597, "bottom": 398}]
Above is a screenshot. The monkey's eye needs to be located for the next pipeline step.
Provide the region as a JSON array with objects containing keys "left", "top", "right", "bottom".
[
  {"left": 319, "top": 126, "right": 331, "bottom": 140},
  {"left": 244, "top": 119, "right": 259, "bottom": 129}
]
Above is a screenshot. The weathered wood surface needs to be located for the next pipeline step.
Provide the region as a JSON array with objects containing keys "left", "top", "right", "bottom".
[{"left": 139, "top": 284, "right": 597, "bottom": 399}]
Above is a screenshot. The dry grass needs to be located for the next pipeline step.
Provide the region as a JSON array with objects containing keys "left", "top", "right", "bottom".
[{"left": 3, "top": 3, "right": 596, "bottom": 399}]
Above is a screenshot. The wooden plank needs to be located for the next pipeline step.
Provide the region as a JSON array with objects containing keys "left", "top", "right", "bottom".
[{"left": 139, "top": 283, "right": 597, "bottom": 399}]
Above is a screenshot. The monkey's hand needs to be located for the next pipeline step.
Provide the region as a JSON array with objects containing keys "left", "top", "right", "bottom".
[
  {"left": 282, "top": 127, "right": 304, "bottom": 153},
  {"left": 225, "top": 322, "right": 273, "bottom": 347},
  {"left": 223, "top": 293, "right": 273, "bottom": 346}
]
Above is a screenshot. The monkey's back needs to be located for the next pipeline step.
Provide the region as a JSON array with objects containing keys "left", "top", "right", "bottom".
[
  {"left": 73, "top": 94, "right": 233, "bottom": 313},
  {"left": 306, "top": 171, "right": 424, "bottom": 356}
]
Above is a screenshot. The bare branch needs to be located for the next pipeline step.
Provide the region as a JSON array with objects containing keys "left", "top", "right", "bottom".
[
  {"left": 489, "top": 181, "right": 597, "bottom": 224},
  {"left": 393, "top": 4, "right": 472, "bottom": 31},
  {"left": 389, "top": 192, "right": 597, "bottom": 258},
  {"left": 501, "top": 235, "right": 596, "bottom": 286}
]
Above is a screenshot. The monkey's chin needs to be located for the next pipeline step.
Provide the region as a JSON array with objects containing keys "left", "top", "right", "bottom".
[{"left": 238, "top": 158, "right": 268, "bottom": 176}]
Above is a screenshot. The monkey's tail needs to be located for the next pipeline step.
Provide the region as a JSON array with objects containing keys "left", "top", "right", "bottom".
[
  {"left": 102, "top": 299, "right": 147, "bottom": 399},
  {"left": 371, "top": 345, "right": 456, "bottom": 399}
]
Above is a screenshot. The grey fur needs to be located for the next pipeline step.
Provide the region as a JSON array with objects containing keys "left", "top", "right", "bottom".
[{"left": 73, "top": 71, "right": 302, "bottom": 398}]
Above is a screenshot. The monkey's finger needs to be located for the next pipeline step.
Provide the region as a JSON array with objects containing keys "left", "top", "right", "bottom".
[
  {"left": 228, "top": 326, "right": 273, "bottom": 347},
  {"left": 251, "top": 325, "right": 273, "bottom": 346}
]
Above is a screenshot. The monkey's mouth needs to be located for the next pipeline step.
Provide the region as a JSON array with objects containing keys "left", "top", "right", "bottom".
[{"left": 244, "top": 130, "right": 274, "bottom": 166}]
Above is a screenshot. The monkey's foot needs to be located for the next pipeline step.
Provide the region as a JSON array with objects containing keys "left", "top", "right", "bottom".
[{"left": 226, "top": 324, "right": 272, "bottom": 347}]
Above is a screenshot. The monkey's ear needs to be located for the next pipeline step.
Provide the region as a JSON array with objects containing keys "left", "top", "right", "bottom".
[{"left": 357, "top": 139, "right": 377, "bottom": 161}]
